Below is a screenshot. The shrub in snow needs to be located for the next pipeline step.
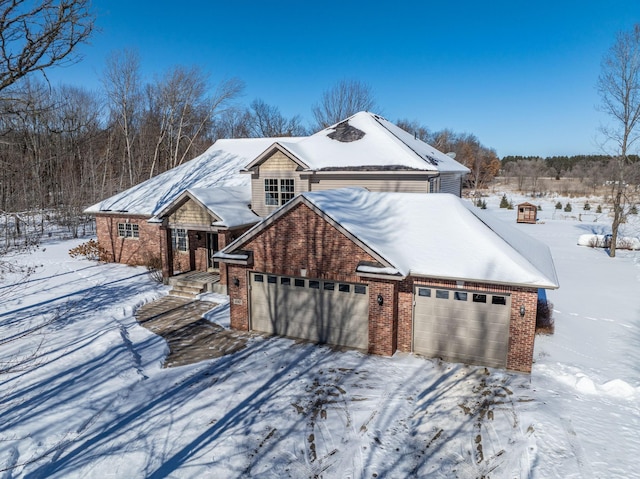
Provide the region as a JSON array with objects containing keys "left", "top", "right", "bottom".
[
  {"left": 537, "top": 204, "right": 542, "bottom": 210},
  {"left": 143, "top": 253, "right": 164, "bottom": 283},
  {"left": 564, "top": 203, "right": 572, "bottom": 212},
  {"left": 507, "top": 201, "right": 514, "bottom": 210},
  {"left": 596, "top": 205, "right": 602, "bottom": 213},
  {"left": 583, "top": 202, "right": 591, "bottom": 211},
  {"left": 68, "top": 239, "right": 108, "bottom": 262},
  {"left": 577, "top": 234, "right": 640, "bottom": 250},
  {"left": 499, "top": 194, "right": 509, "bottom": 208},
  {"left": 536, "top": 299, "right": 554, "bottom": 335},
  {"left": 555, "top": 201, "right": 562, "bottom": 210},
  {"left": 630, "top": 205, "right": 638, "bottom": 215}
]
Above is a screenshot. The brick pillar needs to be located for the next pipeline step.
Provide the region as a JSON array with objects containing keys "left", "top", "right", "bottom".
[
  {"left": 228, "top": 265, "right": 249, "bottom": 331},
  {"left": 506, "top": 289, "right": 538, "bottom": 372},
  {"left": 367, "top": 280, "right": 397, "bottom": 356}
]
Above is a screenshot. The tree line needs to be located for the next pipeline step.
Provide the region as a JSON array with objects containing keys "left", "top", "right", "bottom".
[
  {"left": 1, "top": 57, "right": 502, "bottom": 223},
  {"left": 502, "top": 154, "right": 640, "bottom": 180}
]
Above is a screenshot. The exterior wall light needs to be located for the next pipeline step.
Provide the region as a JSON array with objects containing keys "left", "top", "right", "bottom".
[
  {"left": 233, "top": 277, "right": 240, "bottom": 287},
  {"left": 519, "top": 305, "right": 526, "bottom": 318},
  {"left": 377, "top": 294, "right": 384, "bottom": 306}
]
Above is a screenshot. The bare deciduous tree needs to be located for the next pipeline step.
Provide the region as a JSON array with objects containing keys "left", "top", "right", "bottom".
[
  {"left": 395, "top": 118, "right": 431, "bottom": 142},
  {"left": 312, "top": 79, "right": 377, "bottom": 130},
  {"left": 0, "top": 0, "right": 95, "bottom": 94},
  {"left": 102, "top": 49, "right": 142, "bottom": 188},
  {"left": 212, "top": 107, "right": 253, "bottom": 139},
  {"left": 249, "top": 99, "right": 306, "bottom": 137},
  {"left": 597, "top": 24, "right": 640, "bottom": 257},
  {"left": 145, "top": 69, "right": 244, "bottom": 175}
]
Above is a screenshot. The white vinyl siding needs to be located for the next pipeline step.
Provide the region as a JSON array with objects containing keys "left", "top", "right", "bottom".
[{"left": 311, "top": 175, "right": 430, "bottom": 194}]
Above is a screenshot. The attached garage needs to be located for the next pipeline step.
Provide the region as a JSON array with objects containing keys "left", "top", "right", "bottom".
[
  {"left": 217, "top": 189, "right": 559, "bottom": 372},
  {"left": 413, "top": 286, "right": 511, "bottom": 368},
  {"left": 249, "top": 272, "right": 369, "bottom": 350}
]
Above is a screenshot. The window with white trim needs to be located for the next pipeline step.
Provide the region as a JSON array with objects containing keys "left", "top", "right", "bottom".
[
  {"left": 117, "top": 223, "right": 139, "bottom": 239},
  {"left": 264, "top": 178, "right": 295, "bottom": 206},
  {"left": 171, "top": 228, "right": 188, "bottom": 252}
]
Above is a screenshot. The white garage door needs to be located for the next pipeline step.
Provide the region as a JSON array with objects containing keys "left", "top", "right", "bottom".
[
  {"left": 413, "top": 286, "right": 511, "bottom": 368},
  {"left": 249, "top": 272, "right": 369, "bottom": 350}
]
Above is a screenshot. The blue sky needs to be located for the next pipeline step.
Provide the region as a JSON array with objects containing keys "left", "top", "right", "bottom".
[{"left": 44, "top": 1, "right": 640, "bottom": 157}]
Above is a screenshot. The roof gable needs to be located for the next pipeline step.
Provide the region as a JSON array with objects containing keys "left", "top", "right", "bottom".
[
  {"left": 217, "top": 194, "right": 396, "bottom": 270},
  {"left": 156, "top": 186, "right": 259, "bottom": 228},
  {"left": 244, "top": 142, "right": 309, "bottom": 171}
]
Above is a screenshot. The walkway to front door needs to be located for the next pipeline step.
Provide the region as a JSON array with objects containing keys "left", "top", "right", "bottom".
[{"left": 135, "top": 296, "right": 250, "bottom": 367}]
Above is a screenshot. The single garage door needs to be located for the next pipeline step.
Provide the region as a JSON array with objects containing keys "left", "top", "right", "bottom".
[
  {"left": 413, "top": 286, "right": 511, "bottom": 368},
  {"left": 249, "top": 272, "right": 369, "bottom": 350}
]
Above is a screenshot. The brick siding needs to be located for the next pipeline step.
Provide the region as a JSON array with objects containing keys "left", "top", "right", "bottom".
[
  {"left": 217, "top": 201, "right": 541, "bottom": 372},
  {"left": 225, "top": 202, "right": 397, "bottom": 354},
  {"left": 96, "top": 214, "right": 162, "bottom": 266}
]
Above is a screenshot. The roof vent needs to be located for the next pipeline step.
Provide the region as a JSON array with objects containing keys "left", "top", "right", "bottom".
[
  {"left": 424, "top": 154, "right": 439, "bottom": 166},
  {"left": 327, "top": 120, "right": 366, "bottom": 142}
]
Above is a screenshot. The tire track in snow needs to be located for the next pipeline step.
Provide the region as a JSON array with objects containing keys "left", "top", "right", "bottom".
[{"left": 561, "top": 417, "right": 595, "bottom": 478}]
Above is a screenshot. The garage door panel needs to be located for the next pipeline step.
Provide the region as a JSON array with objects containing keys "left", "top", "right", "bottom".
[
  {"left": 249, "top": 273, "right": 369, "bottom": 350},
  {"left": 413, "top": 287, "right": 510, "bottom": 368}
]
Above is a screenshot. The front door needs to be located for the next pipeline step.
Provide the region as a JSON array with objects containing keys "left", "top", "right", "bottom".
[{"left": 207, "top": 233, "right": 219, "bottom": 270}]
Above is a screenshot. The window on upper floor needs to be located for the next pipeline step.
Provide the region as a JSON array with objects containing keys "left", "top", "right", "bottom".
[
  {"left": 264, "top": 178, "right": 295, "bottom": 206},
  {"left": 117, "top": 222, "right": 139, "bottom": 239}
]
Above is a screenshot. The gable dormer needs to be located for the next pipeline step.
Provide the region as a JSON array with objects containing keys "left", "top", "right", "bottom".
[{"left": 244, "top": 143, "right": 310, "bottom": 217}]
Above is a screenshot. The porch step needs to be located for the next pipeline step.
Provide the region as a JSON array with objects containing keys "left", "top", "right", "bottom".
[
  {"left": 169, "top": 288, "right": 203, "bottom": 299},
  {"left": 167, "top": 271, "right": 221, "bottom": 299},
  {"left": 169, "top": 283, "right": 207, "bottom": 299}
]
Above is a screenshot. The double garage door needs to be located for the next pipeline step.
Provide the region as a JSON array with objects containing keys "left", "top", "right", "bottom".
[
  {"left": 413, "top": 286, "right": 511, "bottom": 368},
  {"left": 249, "top": 272, "right": 369, "bottom": 350}
]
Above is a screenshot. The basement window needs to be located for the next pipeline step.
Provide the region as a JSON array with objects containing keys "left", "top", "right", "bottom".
[
  {"left": 418, "top": 288, "right": 431, "bottom": 297},
  {"left": 338, "top": 284, "right": 350, "bottom": 293},
  {"left": 294, "top": 278, "right": 305, "bottom": 287},
  {"left": 323, "top": 282, "right": 335, "bottom": 291},
  {"left": 280, "top": 277, "right": 291, "bottom": 286},
  {"left": 117, "top": 223, "right": 139, "bottom": 239},
  {"left": 309, "top": 280, "right": 320, "bottom": 289},
  {"left": 267, "top": 276, "right": 277, "bottom": 284},
  {"left": 254, "top": 274, "right": 264, "bottom": 282},
  {"left": 454, "top": 292, "right": 468, "bottom": 301},
  {"left": 170, "top": 228, "right": 187, "bottom": 251},
  {"left": 354, "top": 285, "right": 367, "bottom": 294}
]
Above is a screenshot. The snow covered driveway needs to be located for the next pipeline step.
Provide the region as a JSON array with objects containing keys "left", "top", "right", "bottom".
[{"left": 1, "top": 209, "right": 639, "bottom": 479}]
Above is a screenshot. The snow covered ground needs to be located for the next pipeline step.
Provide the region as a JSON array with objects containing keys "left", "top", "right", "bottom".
[{"left": 1, "top": 194, "right": 639, "bottom": 478}]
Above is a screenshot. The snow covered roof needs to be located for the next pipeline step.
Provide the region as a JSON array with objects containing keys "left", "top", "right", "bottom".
[
  {"left": 308, "top": 189, "right": 558, "bottom": 288},
  {"left": 85, "top": 138, "right": 302, "bottom": 217},
  {"left": 222, "top": 188, "right": 559, "bottom": 289},
  {"left": 160, "top": 186, "right": 260, "bottom": 228},
  {"left": 247, "top": 112, "right": 470, "bottom": 174},
  {"left": 189, "top": 187, "right": 259, "bottom": 227}
]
